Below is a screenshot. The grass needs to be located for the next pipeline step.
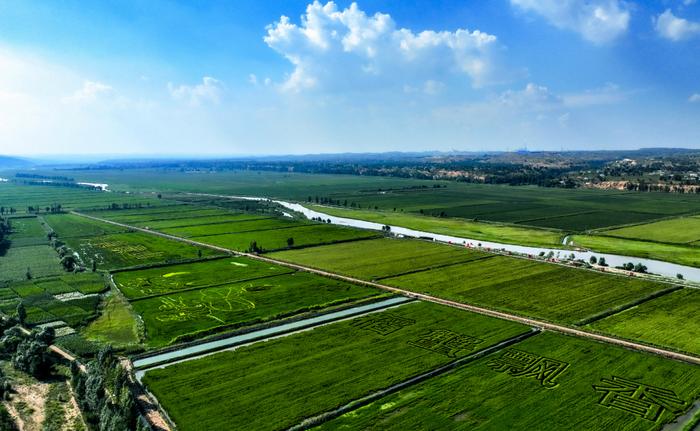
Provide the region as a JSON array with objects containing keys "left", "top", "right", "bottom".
[
  {"left": 311, "top": 205, "right": 564, "bottom": 247},
  {"left": 142, "top": 301, "right": 530, "bottom": 430},
  {"left": 192, "top": 223, "right": 379, "bottom": 252},
  {"left": 63, "top": 231, "right": 221, "bottom": 269},
  {"left": 131, "top": 271, "right": 385, "bottom": 347},
  {"left": 113, "top": 256, "right": 292, "bottom": 300},
  {"left": 383, "top": 254, "right": 670, "bottom": 325},
  {"left": 571, "top": 234, "right": 700, "bottom": 268},
  {"left": 587, "top": 288, "right": 700, "bottom": 356},
  {"left": 271, "top": 238, "right": 492, "bottom": 280},
  {"left": 82, "top": 292, "right": 141, "bottom": 348},
  {"left": 317, "top": 331, "right": 700, "bottom": 431}
]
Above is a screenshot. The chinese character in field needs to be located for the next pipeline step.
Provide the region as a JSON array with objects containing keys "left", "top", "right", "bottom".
[
  {"left": 487, "top": 349, "right": 569, "bottom": 388},
  {"left": 408, "top": 329, "right": 483, "bottom": 358},
  {"left": 593, "top": 376, "right": 688, "bottom": 421},
  {"left": 351, "top": 313, "right": 416, "bottom": 336}
]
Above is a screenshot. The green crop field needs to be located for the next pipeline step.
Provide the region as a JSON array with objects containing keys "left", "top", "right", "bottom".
[
  {"left": 159, "top": 217, "right": 302, "bottom": 237},
  {"left": 114, "top": 256, "right": 292, "bottom": 299},
  {"left": 35, "top": 169, "right": 700, "bottom": 231},
  {"left": 62, "top": 231, "right": 221, "bottom": 270},
  {"left": 0, "top": 272, "right": 104, "bottom": 326},
  {"left": 132, "top": 271, "right": 386, "bottom": 347},
  {"left": 0, "top": 244, "right": 62, "bottom": 281},
  {"left": 82, "top": 293, "right": 141, "bottom": 348},
  {"left": 317, "top": 331, "right": 700, "bottom": 431},
  {"left": 383, "top": 255, "right": 669, "bottom": 325},
  {"left": 193, "top": 223, "right": 379, "bottom": 252},
  {"left": 0, "top": 181, "right": 162, "bottom": 214},
  {"left": 43, "top": 213, "right": 129, "bottom": 238},
  {"left": 587, "top": 288, "right": 700, "bottom": 356},
  {"left": 601, "top": 216, "right": 700, "bottom": 244},
  {"left": 570, "top": 235, "right": 700, "bottom": 268},
  {"left": 311, "top": 206, "right": 564, "bottom": 247},
  {"left": 271, "top": 238, "right": 492, "bottom": 280},
  {"left": 272, "top": 238, "right": 670, "bottom": 326},
  {"left": 141, "top": 301, "right": 530, "bottom": 430}
]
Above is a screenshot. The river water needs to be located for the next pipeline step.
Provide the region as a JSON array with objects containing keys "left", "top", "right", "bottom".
[{"left": 222, "top": 195, "right": 700, "bottom": 283}]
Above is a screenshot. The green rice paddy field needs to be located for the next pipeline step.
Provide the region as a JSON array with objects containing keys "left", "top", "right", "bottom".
[
  {"left": 42, "top": 169, "right": 700, "bottom": 230},
  {"left": 571, "top": 235, "right": 700, "bottom": 268},
  {"left": 587, "top": 288, "right": 700, "bottom": 356},
  {"left": 142, "top": 301, "right": 531, "bottom": 430},
  {"left": 62, "top": 231, "right": 220, "bottom": 269},
  {"left": 272, "top": 238, "right": 672, "bottom": 325},
  {"left": 316, "top": 331, "right": 700, "bottom": 431},
  {"left": 272, "top": 238, "right": 492, "bottom": 280},
  {"left": 132, "top": 271, "right": 386, "bottom": 347},
  {"left": 113, "top": 256, "right": 293, "bottom": 299}
]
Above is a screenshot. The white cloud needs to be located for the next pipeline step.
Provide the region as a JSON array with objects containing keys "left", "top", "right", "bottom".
[
  {"left": 654, "top": 10, "right": 700, "bottom": 41},
  {"left": 684, "top": 0, "right": 696, "bottom": 6},
  {"left": 497, "top": 82, "right": 627, "bottom": 112},
  {"left": 263, "top": 1, "right": 500, "bottom": 93},
  {"left": 562, "top": 83, "right": 627, "bottom": 107},
  {"left": 690, "top": 93, "right": 700, "bottom": 103},
  {"left": 168, "top": 76, "right": 222, "bottom": 105},
  {"left": 62, "top": 81, "right": 114, "bottom": 104},
  {"left": 510, "top": 0, "right": 630, "bottom": 44}
]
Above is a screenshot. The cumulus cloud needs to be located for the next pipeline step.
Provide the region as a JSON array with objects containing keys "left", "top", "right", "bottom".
[
  {"left": 62, "top": 81, "right": 114, "bottom": 104},
  {"left": 510, "top": 0, "right": 631, "bottom": 44},
  {"left": 690, "top": 93, "right": 700, "bottom": 103},
  {"left": 498, "top": 82, "right": 627, "bottom": 111},
  {"left": 263, "top": 1, "right": 500, "bottom": 93},
  {"left": 654, "top": 10, "right": 700, "bottom": 41},
  {"left": 168, "top": 76, "right": 222, "bottom": 105}
]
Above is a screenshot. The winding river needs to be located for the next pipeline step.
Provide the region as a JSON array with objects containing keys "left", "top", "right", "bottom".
[{"left": 221, "top": 195, "right": 700, "bottom": 284}]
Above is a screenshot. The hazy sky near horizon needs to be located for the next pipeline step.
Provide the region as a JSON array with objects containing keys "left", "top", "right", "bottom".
[{"left": 0, "top": 0, "right": 699, "bottom": 156}]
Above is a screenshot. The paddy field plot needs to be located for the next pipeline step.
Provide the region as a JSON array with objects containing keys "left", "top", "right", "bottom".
[
  {"left": 587, "top": 288, "right": 700, "bottom": 356},
  {"left": 382, "top": 255, "right": 670, "bottom": 325},
  {"left": 0, "top": 182, "right": 162, "bottom": 214},
  {"left": 317, "top": 331, "right": 700, "bottom": 431},
  {"left": 271, "top": 238, "right": 493, "bottom": 280},
  {"left": 42, "top": 213, "right": 129, "bottom": 238},
  {"left": 7, "top": 216, "right": 49, "bottom": 246},
  {"left": 570, "top": 235, "right": 700, "bottom": 268},
  {"left": 159, "top": 217, "right": 303, "bottom": 237},
  {"left": 600, "top": 216, "right": 700, "bottom": 244},
  {"left": 142, "top": 301, "right": 530, "bottom": 430},
  {"left": 310, "top": 206, "right": 564, "bottom": 248},
  {"left": 113, "top": 256, "right": 293, "bottom": 300},
  {"left": 193, "top": 223, "right": 379, "bottom": 252},
  {"left": 63, "top": 231, "right": 221, "bottom": 270},
  {"left": 0, "top": 244, "right": 62, "bottom": 281},
  {"left": 0, "top": 272, "right": 104, "bottom": 326},
  {"left": 132, "top": 270, "right": 387, "bottom": 347}
]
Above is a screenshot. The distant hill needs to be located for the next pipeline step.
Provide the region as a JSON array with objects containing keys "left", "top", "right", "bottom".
[{"left": 0, "top": 155, "right": 31, "bottom": 168}]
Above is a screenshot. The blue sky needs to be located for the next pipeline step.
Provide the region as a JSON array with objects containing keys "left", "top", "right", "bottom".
[{"left": 0, "top": 0, "right": 699, "bottom": 156}]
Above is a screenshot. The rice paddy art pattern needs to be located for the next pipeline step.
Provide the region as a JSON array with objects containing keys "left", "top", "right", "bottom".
[
  {"left": 593, "top": 376, "right": 689, "bottom": 421},
  {"left": 156, "top": 284, "right": 257, "bottom": 324},
  {"left": 487, "top": 349, "right": 570, "bottom": 389}
]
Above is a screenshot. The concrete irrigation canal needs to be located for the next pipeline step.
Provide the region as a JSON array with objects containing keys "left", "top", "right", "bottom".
[{"left": 133, "top": 296, "right": 413, "bottom": 376}]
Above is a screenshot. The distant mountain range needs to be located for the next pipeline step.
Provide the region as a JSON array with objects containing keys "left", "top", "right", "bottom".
[{"left": 0, "top": 155, "right": 32, "bottom": 168}]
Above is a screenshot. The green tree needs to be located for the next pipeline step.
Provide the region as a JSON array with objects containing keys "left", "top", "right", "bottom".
[
  {"left": 286, "top": 237, "right": 294, "bottom": 248},
  {"left": 16, "top": 303, "right": 26, "bottom": 326}
]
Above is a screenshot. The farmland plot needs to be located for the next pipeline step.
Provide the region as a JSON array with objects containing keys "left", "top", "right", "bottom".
[
  {"left": 194, "top": 223, "right": 379, "bottom": 252},
  {"left": 64, "top": 232, "right": 220, "bottom": 269},
  {"left": 383, "top": 256, "right": 669, "bottom": 325},
  {"left": 142, "top": 301, "right": 530, "bottom": 430},
  {"left": 317, "top": 332, "right": 700, "bottom": 431},
  {"left": 587, "top": 288, "right": 700, "bottom": 356},
  {"left": 114, "top": 256, "right": 291, "bottom": 300},
  {"left": 132, "top": 271, "right": 386, "bottom": 347},
  {"left": 271, "top": 238, "right": 493, "bottom": 280}
]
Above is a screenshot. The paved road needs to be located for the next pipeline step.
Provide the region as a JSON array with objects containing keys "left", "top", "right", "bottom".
[{"left": 72, "top": 211, "right": 700, "bottom": 366}]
